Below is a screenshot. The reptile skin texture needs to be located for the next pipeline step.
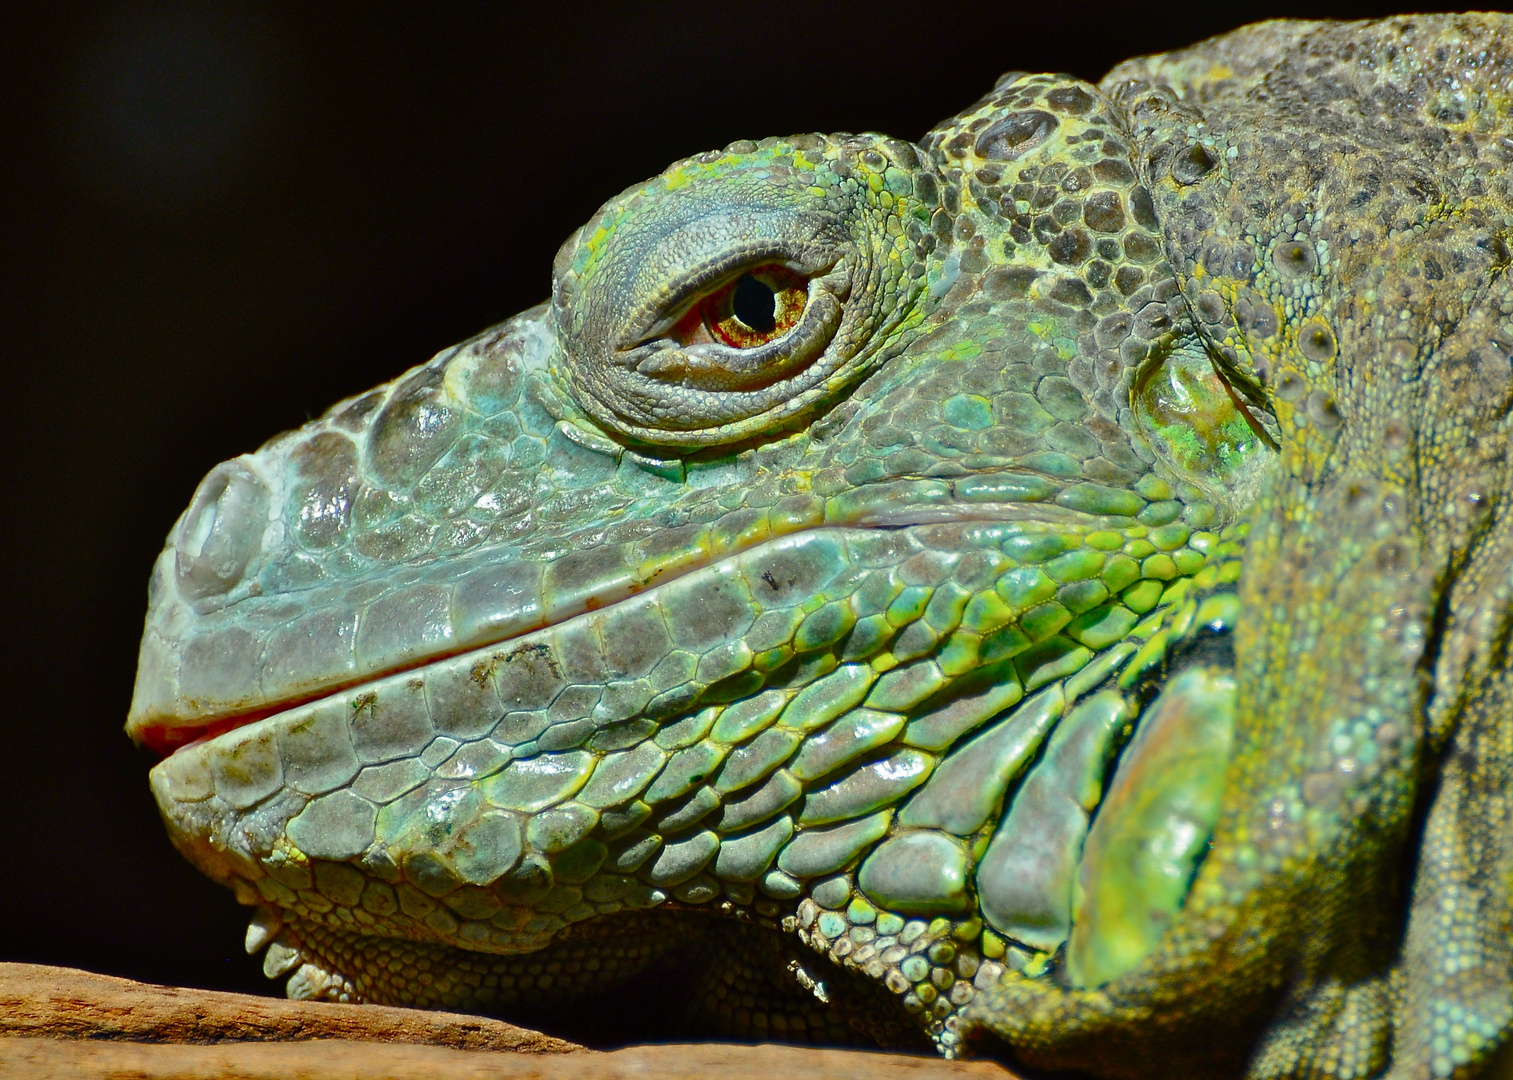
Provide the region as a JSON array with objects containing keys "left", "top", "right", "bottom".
[{"left": 128, "top": 16, "right": 1513, "bottom": 1079}]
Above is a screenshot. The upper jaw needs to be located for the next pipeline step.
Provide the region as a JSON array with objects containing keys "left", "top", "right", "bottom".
[{"left": 127, "top": 466, "right": 1136, "bottom": 753}]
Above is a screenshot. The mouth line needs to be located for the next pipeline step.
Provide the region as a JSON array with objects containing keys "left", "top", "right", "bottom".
[
  {"left": 143, "top": 642, "right": 494, "bottom": 758},
  {"left": 140, "top": 498, "right": 1140, "bottom": 758}
]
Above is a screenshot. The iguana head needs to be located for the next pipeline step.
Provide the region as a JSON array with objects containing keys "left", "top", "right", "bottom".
[{"left": 129, "top": 16, "right": 1513, "bottom": 1077}]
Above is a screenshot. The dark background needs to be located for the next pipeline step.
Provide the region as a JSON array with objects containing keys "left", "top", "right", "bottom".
[{"left": 1, "top": 0, "right": 1426, "bottom": 1000}]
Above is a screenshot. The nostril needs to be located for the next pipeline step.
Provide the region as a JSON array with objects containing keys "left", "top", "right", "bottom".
[{"left": 175, "top": 460, "right": 270, "bottom": 600}]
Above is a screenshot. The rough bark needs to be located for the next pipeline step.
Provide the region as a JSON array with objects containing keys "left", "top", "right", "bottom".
[{"left": 0, "top": 963, "right": 1015, "bottom": 1080}]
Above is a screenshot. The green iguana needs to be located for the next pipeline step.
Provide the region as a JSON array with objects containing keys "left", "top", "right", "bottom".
[{"left": 127, "top": 16, "right": 1513, "bottom": 1078}]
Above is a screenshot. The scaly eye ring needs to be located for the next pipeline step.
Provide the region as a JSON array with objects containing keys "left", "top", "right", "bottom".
[
  {"left": 669, "top": 265, "right": 810, "bottom": 350},
  {"left": 552, "top": 134, "right": 935, "bottom": 448}
]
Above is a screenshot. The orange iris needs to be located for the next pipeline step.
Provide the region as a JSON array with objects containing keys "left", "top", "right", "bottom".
[{"left": 671, "top": 265, "right": 808, "bottom": 349}]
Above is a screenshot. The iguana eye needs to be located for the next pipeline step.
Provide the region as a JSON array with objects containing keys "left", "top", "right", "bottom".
[
  {"left": 668, "top": 265, "right": 810, "bottom": 350},
  {"left": 722, "top": 267, "right": 807, "bottom": 347},
  {"left": 551, "top": 136, "right": 934, "bottom": 447}
]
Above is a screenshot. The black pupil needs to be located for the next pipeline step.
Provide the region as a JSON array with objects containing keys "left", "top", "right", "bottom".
[{"left": 732, "top": 274, "right": 778, "bottom": 333}]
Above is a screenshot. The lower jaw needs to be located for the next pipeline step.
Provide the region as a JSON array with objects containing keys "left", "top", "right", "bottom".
[{"left": 150, "top": 514, "right": 1244, "bottom": 1045}]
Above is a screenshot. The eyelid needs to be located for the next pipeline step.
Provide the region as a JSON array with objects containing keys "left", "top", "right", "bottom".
[
  {"left": 620, "top": 280, "right": 845, "bottom": 393},
  {"left": 618, "top": 252, "right": 833, "bottom": 350}
]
